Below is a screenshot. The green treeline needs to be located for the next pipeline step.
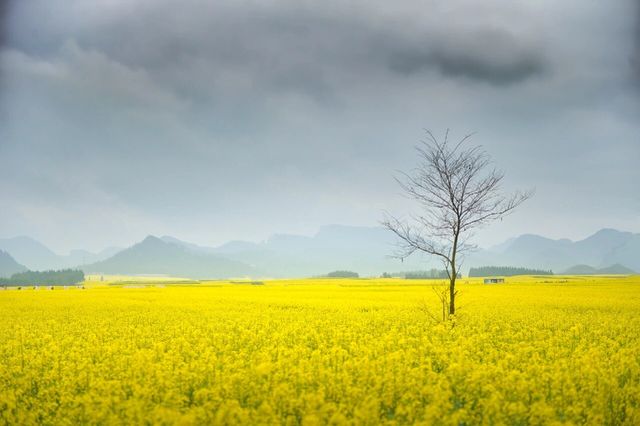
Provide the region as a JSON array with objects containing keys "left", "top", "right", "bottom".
[
  {"left": 325, "top": 270, "right": 359, "bottom": 278},
  {"left": 0, "top": 269, "right": 85, "bottom": 286},
  {"left": 381, "top": 269, "right": 460, "bottom": 279},
  {"left": 468, "top": 266, "right": 553, "bottom": 277}
]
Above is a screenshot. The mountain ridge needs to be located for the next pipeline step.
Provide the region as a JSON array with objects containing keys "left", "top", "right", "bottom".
[
  {"left": 2, "top": 227, "right": 638, "bottom": 277},
  {"left": 474, "top": 228, "right": 639, "bottom": 272},
  {"left": 83, "top": 235, "right": 256, "bottom": 279},
  {"left": 0, "top": 250, "right": 28, "bottom": 278},
  {"left": 0, "top": 236, "right": 122, "bottom": 271},
  {"left": 562, "top": 263, "right": 636, "bottom": 275}
]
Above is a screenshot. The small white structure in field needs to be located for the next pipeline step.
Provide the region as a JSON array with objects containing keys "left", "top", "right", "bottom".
[{"left": 483, "top": 278, "right": 505, "bottom": 284}]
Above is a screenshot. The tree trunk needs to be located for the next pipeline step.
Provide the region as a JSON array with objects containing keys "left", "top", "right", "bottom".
[
  {"left": 449, "top": 275, "right": 456, "bottom": 316},
  {"left": 449, "top": 228, "right": 459, "bottom": 317}
]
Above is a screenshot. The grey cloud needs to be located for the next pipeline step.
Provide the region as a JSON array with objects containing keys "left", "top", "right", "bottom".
[
  {"left": 5, "top": 0, "right": 549, "bottom": 102},
  {"left": 633, "top": 1, "right": 640, "bottom": 85},
  {"left": 0, "top": 0, "right": 11, "bottom": 85},
  {"left": 388, "top": 29, "right": 546, "bottom": 85},
  {"left": 0, "top": 0, "right": 8, "bottom": 49}
]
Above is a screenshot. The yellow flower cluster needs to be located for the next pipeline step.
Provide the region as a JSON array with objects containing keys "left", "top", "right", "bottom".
[{"left": 0, "top": 276, "right": 639, "bottom": 424}]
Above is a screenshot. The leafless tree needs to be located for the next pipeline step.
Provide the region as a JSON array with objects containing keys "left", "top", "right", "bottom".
[{"left": 382, "top": 130, "right": 532, "bottom": 319}]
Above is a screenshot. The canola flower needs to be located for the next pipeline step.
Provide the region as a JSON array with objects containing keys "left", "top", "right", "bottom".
[{"left": 0, "top": 276, "right": 639, "bottom": 425}]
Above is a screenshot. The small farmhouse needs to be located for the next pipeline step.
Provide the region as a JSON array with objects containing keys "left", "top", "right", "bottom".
[{"left": 484, "top": 278, "right": 505, "bottom": 284}]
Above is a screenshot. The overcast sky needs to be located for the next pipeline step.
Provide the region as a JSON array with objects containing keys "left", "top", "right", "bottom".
[{"left": 1, "top": 0, "right": 639, "bottom": 253}]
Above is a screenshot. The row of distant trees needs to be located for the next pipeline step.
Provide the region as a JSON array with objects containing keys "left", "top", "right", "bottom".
[
  {"left": 325, "top": 270, "right": 359, "bottom": 278},
  {"left": 381, "top": 269, "right": 460, "bottom": 279},
  {"left": 468, "top": 266, "right": 553, "bottom": 277},
  {"left": 0, "top": 269, "right": 85, "bottom": 286}
]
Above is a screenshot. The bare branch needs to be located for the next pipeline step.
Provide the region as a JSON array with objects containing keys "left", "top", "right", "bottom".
[{"left": 382, "top": 129, "right": 532, "bottom": 318}]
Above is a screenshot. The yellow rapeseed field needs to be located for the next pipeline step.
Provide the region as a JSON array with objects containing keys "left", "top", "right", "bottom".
[{"left": 1, "top": 276, "right": 639, "bottom": 425}]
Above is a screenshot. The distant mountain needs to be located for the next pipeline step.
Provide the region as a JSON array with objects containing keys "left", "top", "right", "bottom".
[
  {"left": 562, "top": 263, "right": 636, "bottom": 275},
  {"left": 468, "top": 229, "right": 640, "bottom": 273},
  {"left": 597, "top": 264, "right": 636, "bottom": 275},
  {"left": 490, "top": 234, "right": 575, "bottom": 270},
  {"left": 487, "top": 237, "right": 517, "bottom": 253},
  {"left": 602, "top": 234, "right": 640, "bottom": 271},
  {"left": 159, "top": 236, "right": 218, "bottom": 255},
  {"left": 152, "top": 226, "right": 640, "bottom": 277},
  {"left": 66, "top": 247, "right": 123, "bottom": 267},
  {"left": 4, "top": 227, "right": 639, "bottom": 278},
  {"left": 0, "top": 236, "right": 122, "bottom": 270},
  {"left": 162, "top": 225, "right": 429, "bottom": 277},
  {"left": 84, "top": 236, "right": 256, "bottom": 279},
  {"left": 573, "top": 229, "right": 635, "bottom": 265},
  {"left": 0, "top": 250, "right": 27, "bottom": 278},
  {"left": 562, "top": 264, "right": 598, "bottom": 275},
  {"left": 0, "top": 236, "right": 62, "bottom": 270}
]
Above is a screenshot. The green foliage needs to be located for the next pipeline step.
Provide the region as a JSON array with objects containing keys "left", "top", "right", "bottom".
[
  {"left": 404, "top": 269, "right": 460, "bottom": 279},
  {"left": 469, "top": 266, "right": 553, "bottom": 277},
  {"left": 326, "top": 270, "right": 359, "bottom": 278},
  {"left": 0, "top": 269, "right": 85, "bottom": 286},
  {"left": 381, "top": 269, "right": 458, "bottom": 279}
]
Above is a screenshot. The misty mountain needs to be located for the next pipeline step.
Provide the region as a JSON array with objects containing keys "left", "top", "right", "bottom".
[
  {"left": 562, "top": 264, "right": 636, "bottom": 275},
  {"left": 0, "top": 236, "right": 121, "bottom": 270},
  {"left": 468, "top": 229, "right": 640, "bottom": 272},
  {"left": 159, "top": 236, "right": 218, "bottom": 254},
  {"left": 0, "top": 236, "right": 63, "bottom": 270},
  {"left": 4, "top": 227, "right": 639, "bottom": 278},
  {"left": 573, "top": 229, "right": 636, "bottom": 265},
  {"left": 164, "top": 225, "right": 430, "bottom": 277},
  {"left": 84, "top": 236, "right": 256, "bottom": 279},
  {"left": 602, "top": 235, "right": 640, "bottom": 271},
  {"left": 149, "top": 226, "right": 640, "bottom": 277},
  {"left": 0, "top": 250, "right": 27, "bottom": 278},
  {"left": 66, "top": 247, "right": 123, "bottom": 267},
  {"left": 486, "top": 234, "right": 575, "bottom": 269}
]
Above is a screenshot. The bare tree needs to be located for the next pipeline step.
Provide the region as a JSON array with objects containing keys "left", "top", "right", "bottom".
[{"left": 382, "top": 130, "right": 532, "bottom": 319}]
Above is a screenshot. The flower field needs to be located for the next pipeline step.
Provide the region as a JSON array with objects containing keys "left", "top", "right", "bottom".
[{"left": 1, "top": 276, "right": 639, "bottom": 425}]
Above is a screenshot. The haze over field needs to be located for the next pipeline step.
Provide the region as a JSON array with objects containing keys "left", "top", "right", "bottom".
[
  {"left": 1, "top": 227, "right": 638, "bottom": 278},
  {"left": 1, "top": 1, "right": 639, "bottom": 255}
]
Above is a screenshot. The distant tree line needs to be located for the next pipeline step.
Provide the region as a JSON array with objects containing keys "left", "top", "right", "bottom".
[
  {"left": 0, "top": 269, "right": 85, "bottom": 286},
  {"left": 468, "top": 266, "right": 553, "bottom": 277},
  {"left": 325, "top": 270, "right": 359, "bottom": 278},
  {"left": 381, "top": 269, "right": 460, "bottom": 279}
]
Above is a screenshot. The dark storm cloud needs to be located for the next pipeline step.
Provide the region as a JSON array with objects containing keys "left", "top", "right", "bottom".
[
  {"left": 0, "top": 0, "right": 11, "bottom": 84},
  {"left": 5, "top": 0, "right": 548, "bottom": 103},
  {"left": 633, "top": 0, "right": 640, "bottom": 85},
  {"left": 388, "top": 29, "right": 545, "bottom": 85},
  {"left": 0, "top": 0, "right": 8, "bottom": 48}
]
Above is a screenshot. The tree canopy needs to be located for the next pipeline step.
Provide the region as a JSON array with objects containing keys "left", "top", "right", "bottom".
[{"left": 0, "top": 269, "right": 85, "bottom": 286}]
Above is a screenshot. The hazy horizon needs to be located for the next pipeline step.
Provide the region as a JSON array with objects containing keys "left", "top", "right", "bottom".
[
  {"left": 1, "top": 1, "right": 639, "bottom": 253},
  {"left": 0, "top": 224, "right": 637, "bottom": 257}
]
